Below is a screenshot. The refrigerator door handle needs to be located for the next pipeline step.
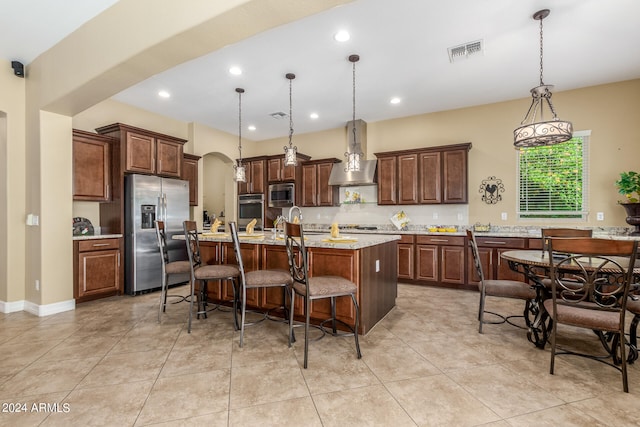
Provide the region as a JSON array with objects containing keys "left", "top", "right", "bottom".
[{"left": 163, "top": 193, "right": 168, "bottom": 221}]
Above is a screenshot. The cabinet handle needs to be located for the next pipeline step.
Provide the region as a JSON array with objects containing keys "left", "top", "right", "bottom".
[
  {"left": 430, "top": 239, "right": 449, "bottom": 242},
  {"left": 106, "top": 184, "right": 110, "bottom": 200},
  {"left": 484, "top": 241, "right": 507, "bottom": 245},
  {"left": 92, "top": 243, "right": 110, "bottom": 247},
  {"left": 118, "top": 252, "right": 120, "bottom": 267}
]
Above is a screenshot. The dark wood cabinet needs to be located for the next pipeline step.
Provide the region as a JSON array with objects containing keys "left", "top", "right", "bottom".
[
  {"left": 415, "top": 235, "right": 466, "bottom": 287},
  {"left": 467, "top": 237, "right": 528, "bottom": 284},
  {"left": 398, "top": 153, "right": 419, "bottom": 204},
  {"left": 375, "top": 143, "right": 471, "bottom": 205},
  {"left": 397, "top": 234, "right": 415, "bottom": 280},
  {"left": 442, "top": 148, "right": 469, "bottom": 203},
  {"left": 267, "top": 157, "right": 298, "bottom": 182},
  {"left": 238, "top": 159, "right": 266, "bottom": 194},
  {"left": 301, "top": 158, "right": 340, "bottom": 207},
  {"left": 418, "top": 152, "right": 441, "bottom": 203},
  {"left": 94, "top": 123, "right": 188, "bottom": 235},
  {"left": 377, "top": 156, "right": 397, "bottom": 205},
  {"left": 73, "top": 238, "right": 121, "bottom": 303},
  {"left": 72, "top": 129, "right": 113, "bottom": 201},
  {"left": 98, "top": 124, "right": 185, "bottom": 178},
  {"left": 182, "top": 153, "right": 200, "bottom": 206}
]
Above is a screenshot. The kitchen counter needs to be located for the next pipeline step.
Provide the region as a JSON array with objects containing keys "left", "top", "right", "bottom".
[
  {"left": 176, "top": 230, "right": 398, "bottom": 335},
  {"left": 193, "top": 231, "right": 400, "bottom": 249},
  {"left": 73, "top": 234, "right": 123, "bottom": 240}
]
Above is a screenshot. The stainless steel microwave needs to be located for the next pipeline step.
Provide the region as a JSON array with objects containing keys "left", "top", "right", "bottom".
[{"left": 268, "top": 183, "right": 295, "bottom": 208}]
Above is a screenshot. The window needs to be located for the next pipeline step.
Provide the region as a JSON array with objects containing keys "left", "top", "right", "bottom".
[{"left": 517, "top": 131, "right": 590, "bottom": 219}]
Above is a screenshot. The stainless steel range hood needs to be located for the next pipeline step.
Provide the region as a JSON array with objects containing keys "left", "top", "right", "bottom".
[{"left": 328, "top": 120, "right": 377, "bottom": 186}]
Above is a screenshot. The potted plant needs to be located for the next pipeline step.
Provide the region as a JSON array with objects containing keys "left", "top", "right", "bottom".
[{"left": 615, "top": 171, "right": 640, "bottom": 235}]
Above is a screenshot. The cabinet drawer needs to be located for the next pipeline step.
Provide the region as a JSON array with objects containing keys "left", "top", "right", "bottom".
[
  {"left": 416, "top": 235, "right": 465, "bottom": 246},
  {"left": 475, "top": 237, "right": 526, "bottom": 248},
  {"left": 399, "top": 234, "right": 415, "bottom": 244},
  {"left": 78, "top": 239, "right": 120, "bottom": 252}
]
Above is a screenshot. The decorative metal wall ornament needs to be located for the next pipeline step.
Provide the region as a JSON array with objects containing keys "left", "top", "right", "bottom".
[{"left": 479, "top": 176, "right": 504, "bottom": 204}]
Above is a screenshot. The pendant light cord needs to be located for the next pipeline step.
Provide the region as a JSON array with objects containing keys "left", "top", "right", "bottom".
[
  {"left": 538, "top": 15, "right": 544, "bottom": 86},
  {"left": 288, "top": 75, "right": 294, "bottom": 146},
  {"left": 237, "top": 88, "right": 243, "bottom": 163}
]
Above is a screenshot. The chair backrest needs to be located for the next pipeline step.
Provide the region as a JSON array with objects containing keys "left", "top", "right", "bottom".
[
  {"left": 284, "top": 221, "right": 309, "bottom": 287},
  {"left": 466, "top": 229, "right": 486, "bottom": 286},
  {"left": 183, "top": 220, "right": 201, "bottom": 272},
  {"left": 228, "top": 221, "right": 247, "bottom": 285},
  {"left": 541, "top": 228, "right": 592, "bottom": 256},
  {"left": 547, "top": 237, "right": 638, "bottom": 312},
  {"left": 155, "top": 220, "right": 169, "bottom": 279}
]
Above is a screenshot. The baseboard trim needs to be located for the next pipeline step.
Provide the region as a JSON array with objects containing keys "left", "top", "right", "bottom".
[
  {"left": 0, "top": 299, "right": 26, "bottom": 313},
  {"left": 1, "top": 298, "right": 78, "bottom": 316}
]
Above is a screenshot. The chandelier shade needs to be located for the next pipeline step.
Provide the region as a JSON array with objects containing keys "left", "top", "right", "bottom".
[
  {"left": 345, "top": 54, "right": 363, "bottom": 172},
  {"left": 283, "top": 73, "right": 298, "bottom": 166},
  {"left": 514, "top": 9, "right": 572, "bottom": 149},
  {"left": 234, "top": 87, "right": 246, "bottom": 182}
]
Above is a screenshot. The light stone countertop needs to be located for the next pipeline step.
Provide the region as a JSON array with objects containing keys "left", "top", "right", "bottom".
[
  {"left": 72, "top": 234, "right": 123, "bottom": 240},
  {"left": 176, "top": 232, "right": 400, "bottom": 250}
]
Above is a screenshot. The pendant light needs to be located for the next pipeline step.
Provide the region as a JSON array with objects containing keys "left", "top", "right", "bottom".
[
  {"left": 345, "top": 54, "right": 363, "bottom": 172},
  {"left": 513, "top": 9, "right": 573, "bottom": 149},
  {"left": 283, "top": 73, "right": 298, "bottom": 166},
  {"left": 233, "top": 87, "right": 246, "bottom": 182}
]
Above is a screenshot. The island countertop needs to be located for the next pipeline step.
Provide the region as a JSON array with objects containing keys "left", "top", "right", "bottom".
[{"left": 177, "top": 231, "right": 401, "bottom": 249}]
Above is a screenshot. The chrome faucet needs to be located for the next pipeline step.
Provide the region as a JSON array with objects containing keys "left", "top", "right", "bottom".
[{"left": 288, "top": 205, "right": 303, "bottom": 222}]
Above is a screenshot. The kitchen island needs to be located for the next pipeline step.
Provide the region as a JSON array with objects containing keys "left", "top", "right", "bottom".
[{"left": 187, "top": 232, "right": 400, "bottom": 335}]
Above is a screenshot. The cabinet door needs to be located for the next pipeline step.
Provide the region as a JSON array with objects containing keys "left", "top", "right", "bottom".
[
  {"left": 77, "top": 249, "right": 120, "bottom": 299},
  {"left": 282, "top": 160, "right": 296, "bottom": 181},
  {"left": 156, "top": 138, "right": 183, "bottom": 177},
  {"left": 182, "top": 156, "right": 198, "bottom": 206},
  {"left": 261, "top": 245, "right": 291, "bottom": 309},
  {"left": 237, "top": 163, "right": 251, "bottom": 194},
  {"left": 301, "top": 164, "right": 317, "bottom": 207},
  {"left": 307, "top": 249, "right": 356, "bottom": 323},
  {"left": 377, "top": 156, "right": 397, "bottom": 205},
  {"left": 496, "top": 248, "right": 526, "bottom": 281},
  {"left": 73, "top": 135, "right": 111, "bottom": 201},
  {"left": 317, "top": 162, "right": 336, "bottom": 206},
  {"left": 125, "top": 132, "right": 155, "bottom": 173},
  {"left": 440, "top": 246, "right": 466, "bottom": 284},
  {"left": 468, "top": 246, "right": 493, "bottom": 284},
  {"left": 267, "top": 158, "right": 282, "bottom": 182},
  {"left": 398, "top": 154, "right": 418, "bottom": 204},
  {"left": 397, "top": 244, "right": 414, "bottom": 280},
  {"left": 442, "top": 149, "right": 468, "bottom": 203},
  {"left": 249, "top": 160, "right": 265, "bottom": 194},
  {"left": 419, "top": 152, "right": 441, "bottom": 204},
  {"left": 416, "top": 245, "right": 437, "bottom": 281}
]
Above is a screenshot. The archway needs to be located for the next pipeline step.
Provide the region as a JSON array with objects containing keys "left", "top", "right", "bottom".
[{"left": 202, "top": 152, "right": 237, "bottom": 230}]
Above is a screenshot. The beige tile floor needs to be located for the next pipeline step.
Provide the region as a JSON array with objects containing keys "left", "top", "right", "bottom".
[{"left": 1, "top": 283, "right": 639, "bottom": 426}]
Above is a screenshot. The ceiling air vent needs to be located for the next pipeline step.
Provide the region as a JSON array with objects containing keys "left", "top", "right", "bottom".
[
  {"left": 269, "top": 112, "right": 288, "bottom": 119},
  {"left": 448, "top": 40, "right": 483, "bottom": 63}
]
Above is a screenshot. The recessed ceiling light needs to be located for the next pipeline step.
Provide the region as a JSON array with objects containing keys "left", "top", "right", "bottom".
[
  {"left": 309, "top": 112, "right": 319, "bottom": 119},
  {"left": 158, "top": 90, "right": 170, "bottom": 98},
  {"left": 334, "top": 30, "right": 350, "bottom": 42},
  {"left": 390, "top": 97, "right": 401, "bottom": 104},
  {"left": 248, "top": 125, "right": 256, "bottom": 131},
  {"left": 229, "top": 66, "right": 242, "bottom": 75}
]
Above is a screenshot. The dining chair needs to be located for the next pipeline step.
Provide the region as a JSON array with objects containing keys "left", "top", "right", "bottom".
[
  {"left": 228, "top": 221, "right": 293, "bottom": 347},
  {"left": 467, "top": 229, "right": 536, "bottom": 333},
  {"left": 284, "top": 221, "right": 362, "bottom": 368},
  {"left": 543, "top": 237, "right": 638, "bottom": 392},
  {"left": 155, "top": 220, "right": 191, "bottom": 323},
  {"left": 183, "top": 220, "right": 240, "bottom": 333},
  {"left": 627, "top": 296, "right": 640, "bottom": 364},
  {"left": 539, "top": 228, "right": 594, "bottom": 289}
]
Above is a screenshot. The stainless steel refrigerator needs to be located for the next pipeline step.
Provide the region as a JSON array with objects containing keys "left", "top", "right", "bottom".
[{"left": 124, "top": 174, "right": 190, "bottom": 295}]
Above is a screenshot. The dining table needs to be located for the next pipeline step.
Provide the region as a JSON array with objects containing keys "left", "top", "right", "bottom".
[{"left": 500, "top": 249, "right": 640, "bottom": 363}]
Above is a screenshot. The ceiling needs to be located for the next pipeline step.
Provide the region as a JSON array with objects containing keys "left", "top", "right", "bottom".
[{"left": 3, "top": 0, "right": 640, "bottom": 141}]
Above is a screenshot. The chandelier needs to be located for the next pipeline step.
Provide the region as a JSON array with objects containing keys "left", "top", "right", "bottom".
[
  {"left": 283, "top": 73, "right": 298, "bottom": 166},
  {"left": 513, "top": 9, "right": 573, "bottom": 149},
  {"left": 345, "top": 54, "right": 363, "bottom": 172},
  {"left": 233, "top": 87, "right": 246, "bottom": 182}
]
